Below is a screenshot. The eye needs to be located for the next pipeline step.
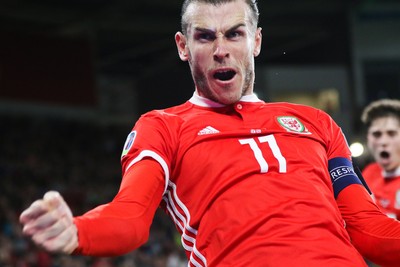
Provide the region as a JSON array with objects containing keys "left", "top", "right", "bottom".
[
  {"left": 196, "top": 32, "right": 215, "bottom": 42},
  {"left": 371, "top": 132, "right": 382, "bottom": 138},
  {"left": 388, "top": 130, "right": 399, "bottom": 137},
  {"left": 226, "top": 30, "right": 243, "bottom": 39}
]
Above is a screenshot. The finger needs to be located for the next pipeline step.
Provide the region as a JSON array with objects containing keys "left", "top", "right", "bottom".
[
  {"left": 20, "top": 199, "right": 49, "bottom": 224},
  {"left": 20, "top": 191, "right": 62, "bottom": 224},
  {"left": 41, "top": 223, "right": 78, "bottom": 254},
  {"left": 43, "top": 191, "right": 73, "bottom": 220},
  {"left": 22, "top": 204, "right": 61, "bottom": 236},
  {"left": 31, "top": 214, "right": 70, "bottom": 243}
]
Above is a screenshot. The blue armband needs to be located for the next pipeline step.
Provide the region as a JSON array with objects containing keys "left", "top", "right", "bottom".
[{"left": 328, "top": 157, "right": 362, "bottom": 198}]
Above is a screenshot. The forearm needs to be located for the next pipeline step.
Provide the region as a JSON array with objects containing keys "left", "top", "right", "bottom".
[
  {"left": 73, "top": 203, "right": 153, "bottom": 256},
  {"left": 72, "top": 159, "right": 165, "bottom": 256},
  {"left": 337, "top": 184, "right": 400, "bottom": 266}
]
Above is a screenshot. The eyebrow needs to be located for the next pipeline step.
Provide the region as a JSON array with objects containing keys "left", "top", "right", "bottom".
[{"left": 194, "top": 23, "right": 246, "bottom": 34}]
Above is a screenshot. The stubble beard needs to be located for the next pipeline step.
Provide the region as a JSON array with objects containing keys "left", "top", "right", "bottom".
[{"left": 192, "top": 67, "right": 254, "bottom": 105}]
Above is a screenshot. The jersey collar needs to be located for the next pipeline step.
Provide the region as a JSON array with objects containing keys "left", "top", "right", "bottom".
[
  {"left": 189, "top": 92, "right": 262, "bottom": 108},
  {"left": 383, "top": 166, "right": 400, "bottom": 179}
]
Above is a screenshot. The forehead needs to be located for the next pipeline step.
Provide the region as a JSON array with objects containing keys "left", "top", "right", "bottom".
[
  {"left": 184, "top": 1, "right": 253, "bottom": 32},
  {"left": 369, "top": 117, "right": 400, "bottom": 132}
]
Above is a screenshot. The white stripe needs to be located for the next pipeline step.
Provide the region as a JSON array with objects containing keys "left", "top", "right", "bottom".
[
  {"left": 125, "top": 150, "right": 169, "bottom": 194},
  {"left": 163, "top": 197, "right": 184, "bottom": 232},
  {"left": 192, "top": 245, "right": 207, "bottom": 266},
  {"left": 189, "top": 254, "right": 203, "bottom": 267},
  {"left": 169, "top": 181, "right": 198, "bottom": 234},
  {"left": 126, "top": 151, "right": 207, "bottom": 266},
  {"left": 163, "top": 197, "right": 197, "bottom": 249},
  {"left": 165, "top": 181, "right": 207, "bottom": 267},
  {"left": 164, "top": 197, "right": 195, "bottom": 252},
  {"left": 164, "top": 196, "right": 197, "bottom": 251},
  {"left": 166, "top": 191, "right": 197, "bottom": 235}
]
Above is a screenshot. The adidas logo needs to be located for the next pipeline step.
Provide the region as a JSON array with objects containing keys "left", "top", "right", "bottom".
[{"left": 198, "top": 126, "right": 220, "bottom": 135}]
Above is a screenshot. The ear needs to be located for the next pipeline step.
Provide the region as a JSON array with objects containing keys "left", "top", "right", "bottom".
[
  {"left": 175, "top": 32, "right": 189, "bottom": 61},
  {"left": 253, "top": 27, "right": 262, "bottom": 57}
]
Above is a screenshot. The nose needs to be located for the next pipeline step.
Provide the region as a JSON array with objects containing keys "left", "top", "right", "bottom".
[
  {"left": 213, "top": 37, "right": 229, "bottom": 62},
  {"left": 377, "top": 134, "right": 390, "bottom": 147}
]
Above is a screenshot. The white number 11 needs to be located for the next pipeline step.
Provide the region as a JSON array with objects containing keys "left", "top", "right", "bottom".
[{"left": 239, "top": 135, "right": 287, "bottom": 173}]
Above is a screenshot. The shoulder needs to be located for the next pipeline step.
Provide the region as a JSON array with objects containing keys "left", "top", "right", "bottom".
[
  {"left": 140, "top": 101, "right": 192, "bottom": 122},
  {"left": 362, "top": 162, "right": 382, "bottom": 181},
  {"left": 264, "top": 102, "right": 334, "bottom": 129},
  {"left": 265, "top": 102, "right": 325, "bottom": 116}
]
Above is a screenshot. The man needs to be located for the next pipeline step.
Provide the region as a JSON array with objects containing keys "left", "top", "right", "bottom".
[
  {"left": 362, "top": 99, "right": 400, "bottom": 219},
  {"left": 19, "top": 1, "right": 400, "bottom": 266}
]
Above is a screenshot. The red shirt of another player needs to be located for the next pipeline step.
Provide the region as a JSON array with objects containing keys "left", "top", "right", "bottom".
[{"left": 363, "top": 163, "right": 400, "bottom": 219}]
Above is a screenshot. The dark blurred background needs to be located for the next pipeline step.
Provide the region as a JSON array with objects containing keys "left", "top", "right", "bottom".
[{"left": 0, "top": 0, "right": 400, "bottom": 266}]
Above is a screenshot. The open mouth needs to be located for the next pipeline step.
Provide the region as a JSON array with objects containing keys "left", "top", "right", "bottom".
[
  {"left": 380, "top": 151, "right": 390, "bottom": 159},
  {"left": 213, "top": 70, "right": 236, "bottom": 81}
]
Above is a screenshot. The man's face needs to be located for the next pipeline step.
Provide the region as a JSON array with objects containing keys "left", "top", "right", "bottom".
[
  {"left": 175, "top": 0, "right": 262, "bottom": 105},
  {"left": 367, "top": 116, "right": 400, "bottom": 172}
]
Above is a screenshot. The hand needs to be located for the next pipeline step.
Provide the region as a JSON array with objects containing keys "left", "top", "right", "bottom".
[{"left": 19, "top": 191, "right": 78, "bottom": 254}]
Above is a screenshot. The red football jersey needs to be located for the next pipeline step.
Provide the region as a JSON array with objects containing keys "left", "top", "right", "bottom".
[
  {"left": 363, "top": 163, "right": 400, "bottom": 219},
  {"left": 121, "top": 93, "right": 367, "bottom": 267}
]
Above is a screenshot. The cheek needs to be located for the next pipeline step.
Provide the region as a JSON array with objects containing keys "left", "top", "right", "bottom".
[
  {"left": 367, "top": 137, "right": 378, "bottom": 150},
  {"left": 234, "top": 53, "right": 252, "bottom": 70},
  {"left": 191, "top": 50, "right": 211, "bottom": 68},
  {"left": 241, "top": 50, "right": 256, "bottom": 66},
  {"left": 236, "top": 44, "right": 252, "bottom": 56},
  {"left": 386, "top": 136, "right": 400, "bottom": 149},
  {"left": 394, "top": 137, "right": 400, "bottom": 150}
]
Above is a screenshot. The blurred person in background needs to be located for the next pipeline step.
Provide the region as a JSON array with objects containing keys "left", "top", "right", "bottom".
[{"left": 362, "top": 99, "right": 400, "bottom": 219}]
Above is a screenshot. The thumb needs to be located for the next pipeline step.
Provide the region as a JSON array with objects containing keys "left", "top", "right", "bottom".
[{"left": 43, "top": 191, "right": 63, "bottom": 210}]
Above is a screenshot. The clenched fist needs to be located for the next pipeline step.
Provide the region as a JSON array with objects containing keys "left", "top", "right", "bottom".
[{"left": 19, "top": 191, "right": 78, "bottom": 254}]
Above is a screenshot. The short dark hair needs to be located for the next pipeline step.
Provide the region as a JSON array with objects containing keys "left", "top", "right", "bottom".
[
  {"left": 361, "top": 99, "right": 400, "bottom": 128},
  {"left": 180, "top": 0, "right": 259, "bottom": 35}
]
